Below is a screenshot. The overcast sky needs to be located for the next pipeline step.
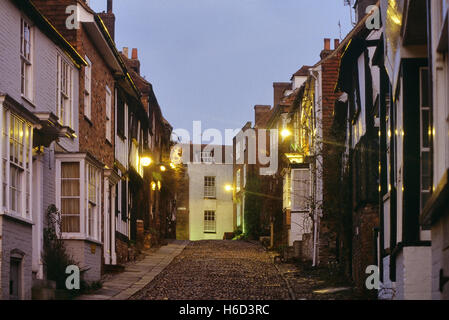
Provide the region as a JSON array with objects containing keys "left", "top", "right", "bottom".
[{"left": 90, "top": 0, "right": 353, "bottom": 141}]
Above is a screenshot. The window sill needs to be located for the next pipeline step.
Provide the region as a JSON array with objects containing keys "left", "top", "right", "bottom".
[
  {"left": 61, "top": 234, "right": 102, "bottom": 245},
  {"left": 84, "top": 115, "right": 93, "bottom": 126},
  {"left": 0, "top": 211, "right": 33, "bottom": 226},
  {"left": 204, "top": 197, "right": 217, "bottom": 200},
  {"left": 21, "top": 95, "right": 36, "bottom": 108},
  {"left": 204, "top": 232, "right": 217, "bottom": 235}
]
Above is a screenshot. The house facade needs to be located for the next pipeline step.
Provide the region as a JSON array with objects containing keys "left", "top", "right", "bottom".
[
  {"left": 0, "top": 0, "right": 85, "bottom": 299},
  {"left": 179, "top": 144, "right": 234, "bottom": 241}
]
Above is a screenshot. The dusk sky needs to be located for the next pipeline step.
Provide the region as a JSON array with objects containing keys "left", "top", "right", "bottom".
[{"left": 90, "top": 0, "right": 353, "bottom": 141}]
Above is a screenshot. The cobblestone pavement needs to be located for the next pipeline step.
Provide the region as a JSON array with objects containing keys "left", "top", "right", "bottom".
[
  {"left": 275, "top": 259, "right": 372, "bottom": 300},
  {"left": 131, "top": 240, "right": 291, "bottom": 300}
]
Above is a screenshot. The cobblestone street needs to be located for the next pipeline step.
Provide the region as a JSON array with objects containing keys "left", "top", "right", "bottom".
[{"left": 131, "top": 241, "right": 291, "bottom": 300}]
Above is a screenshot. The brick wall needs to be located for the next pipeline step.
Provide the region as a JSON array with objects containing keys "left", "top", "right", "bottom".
[
  {"left": 351, "top": 203, "right": 379, "bottom": 291},
  {"left": 319, "top": 41, "right": 343, "bottom": 266},
  {"left": 0, "top": 216, "right": 33, "bottom": 300},
  {"left": 115, "top": 237, "right": 129, "bottom": 265},
  {"left": 64, "top": 239, "right": 102, "bottom": 283}
]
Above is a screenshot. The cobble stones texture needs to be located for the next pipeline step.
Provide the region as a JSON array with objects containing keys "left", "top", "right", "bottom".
[{"left": 131, "top": 240, "right": 290, "bottom": 300}]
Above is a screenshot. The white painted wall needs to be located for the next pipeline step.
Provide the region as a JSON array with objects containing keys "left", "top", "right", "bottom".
[
  {"left": 187, "top": 159, "right": 234, "bottom": 241},
  {"left": 395, "top": 246, "right": 432, "bottom": 300},
  {"left": 0, "top": 0, "right": 80, "bottom": 281}
]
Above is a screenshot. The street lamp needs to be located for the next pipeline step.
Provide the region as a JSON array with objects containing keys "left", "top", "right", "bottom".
[
  {"left": 224, "top": 184, "right": 234, "bottom": 192},
  {"left": 141, "top": 155, "right": 153, "bottom": 167},
  {"left": 160, "top": 165, "right": 167, "bottom": 172},
  {"left": 280, "top": 128, "right": 292, "bottom": 138}
]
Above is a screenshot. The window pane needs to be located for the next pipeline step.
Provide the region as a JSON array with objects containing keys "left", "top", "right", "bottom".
[
  {"left": 421, "top": 109, "right": 430, "bottom": 148},
  {"left": 62, "top": 180, "right": 80, "bottom": 197},
  {"left": 61, "top": 216, "right": 80, "bottom": 233},
  {"left": 421, "top": 151, "right": 431, "bottom": 191},
  {"left": 61, "top": 162, "right": 79, "bottom": 178},
  {"left": 420, "top": 68, "right": 430, "bottom": 107},
  {"left": 61, "top": 198, "right": 79, "bottom": 216}
]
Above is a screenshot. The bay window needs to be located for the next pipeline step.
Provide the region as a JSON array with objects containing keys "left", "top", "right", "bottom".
[
  {"left": 0, "top": 107, "right": 33, "bottom": 220},
  {"left": 56, "top": 156, "right": 101, "bottom": 241}
]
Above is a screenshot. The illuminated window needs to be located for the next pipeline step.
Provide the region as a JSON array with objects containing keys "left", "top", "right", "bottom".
[
  {"left": 0, "top": 110, "right": 32, "bottom": 219},
  {"left": 204, "top": 176, "right": 216, "bottom": 198},
  {"left": 204, "top": 211, "right": 216, "bottom": 233}
]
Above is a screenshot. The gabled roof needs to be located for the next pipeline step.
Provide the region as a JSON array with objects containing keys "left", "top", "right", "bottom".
[{"left": 291, "top": 66, "right": 312, "bottom": 80}]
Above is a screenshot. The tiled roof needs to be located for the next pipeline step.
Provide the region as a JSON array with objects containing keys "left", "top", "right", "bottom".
[{"left": 291, "top": 65, "right": 312, "bottom": 79}]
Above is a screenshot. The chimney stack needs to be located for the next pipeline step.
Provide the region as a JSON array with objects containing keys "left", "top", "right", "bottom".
[
  {"left": 132, "top": 48, "right": 138, "bottom": 60},
  {"left": 123, "top": 47, "right": 129, "bottom": 58},
  {"left": 324, "top": 38, "right": 331, "bottom": 51},
  {"left": 254, "top": 105, "right": 271, "bottom": 126},
  {"left": 98, "top": 0, "right": 115, "bottom": 41},
  {"left": 107, "top": 0, "right": 113, "bottom": 13},
  {"left": 273, "top": 82, "right": 292, "bottom": 109}
]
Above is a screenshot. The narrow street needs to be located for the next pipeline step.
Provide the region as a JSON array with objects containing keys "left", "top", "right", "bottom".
[{"left": 131, "top": 241, "right": 290, "bottom": 300}]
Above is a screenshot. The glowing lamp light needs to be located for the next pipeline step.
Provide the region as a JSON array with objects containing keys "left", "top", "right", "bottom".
[
  {"left": 281, "top": 129, "right": 292, "bottom": 138},
  {"left": 224, "top": 184, "right": 233, "bottom": 192},
  {"left": 170, "top": 163, "right": 176, "bottom": 169},
  {"left": 151, "top": 181, "right": 157, "bottom": 191},
  {"left": 157, "top": 181, "right": 162, "bottom": 190},
  {"left": 160, "top": 165, "right": 167, "bottom": 172},
  {"left": 141, "top": 156, "right": 152, "bottom": 167}
]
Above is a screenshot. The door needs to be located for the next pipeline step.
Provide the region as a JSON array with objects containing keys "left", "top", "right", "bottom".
[{"left": 9, "top": 258, "right": 21, "bottom": 300}]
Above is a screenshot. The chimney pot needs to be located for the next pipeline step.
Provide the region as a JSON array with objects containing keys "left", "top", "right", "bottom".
[
  {"left": 132, "top": 48, "right": 138, "bottom": 60},
  {"left": 324, "top": 38, "right": 331, "bottom": 51},
  {"left": 334, "top": 39, "right": 340, "bottom": 49},
  {"left": 107, "top": 0, "right": 113, "bottom": 13},
  {"left": 123, "top": 47, "right": 129, "bottom": 58}
]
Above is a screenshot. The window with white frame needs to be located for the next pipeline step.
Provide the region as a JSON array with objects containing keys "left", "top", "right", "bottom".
[
  {"left": 57, "top": 158, "right": 101, "bottom": 240},
  {"left": 291, "top": 168, "right": 311, "bottom": 212},
  {"left": 57, "top": 54, "right": 73, "bottom": 127},
  {"left": 84, "top": 56, "right": 92, "bottom": 119},
  {"left": 105, "top": 86, "right": 112, "bottom": 142},
  {"left": 201, "top": 151, "right": 214, "bottom": 163},
  {"left": 419, "top": 67, "right": 432, "bottom": 212},
  {"left": 0, "top": 108, "right": 33, "bottom": 219},
  {"left": 204, "top": 176, "right": 216, "bottom": 198},
  {"left": 236, "top": 169, "right": 241, "bottom": 192},
  {"left": 20, "top": 18, "right": 33, "bottom": 100},
  {"left": 283, "top": 173, "right": 291, "bottom": 210},
  {"left": 87, "top": 164, "right": 99, "bottom": 238},
  {"left": 61, "top": 162, "right": 80, "bottom": 233},
  {"left": 204, "top": 210, "right": 216, "bottom": 233}
]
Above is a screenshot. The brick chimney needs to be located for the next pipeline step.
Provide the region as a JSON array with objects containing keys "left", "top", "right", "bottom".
[
  {"left": 98, "top": 0, "right": 116, "bottom": 41},
  {"left": 320, "top": 38, "right": 332, "bottom": 59},
  {"left": 128, "top": 48, "right": 141, "bottom": 74},
  {"left": 334, "top": 39, "right": 340, "bottom": 50},
  {"left": 273, "top": 82, "right": 291, "bottom": 108},
  {"left": 254, "top": 105, "right": 271, "bottom": 126}
]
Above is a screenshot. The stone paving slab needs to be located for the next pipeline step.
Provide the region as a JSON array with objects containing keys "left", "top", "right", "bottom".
[{"left": 77, "top": 240, "right": 189, "bottom": 300}]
